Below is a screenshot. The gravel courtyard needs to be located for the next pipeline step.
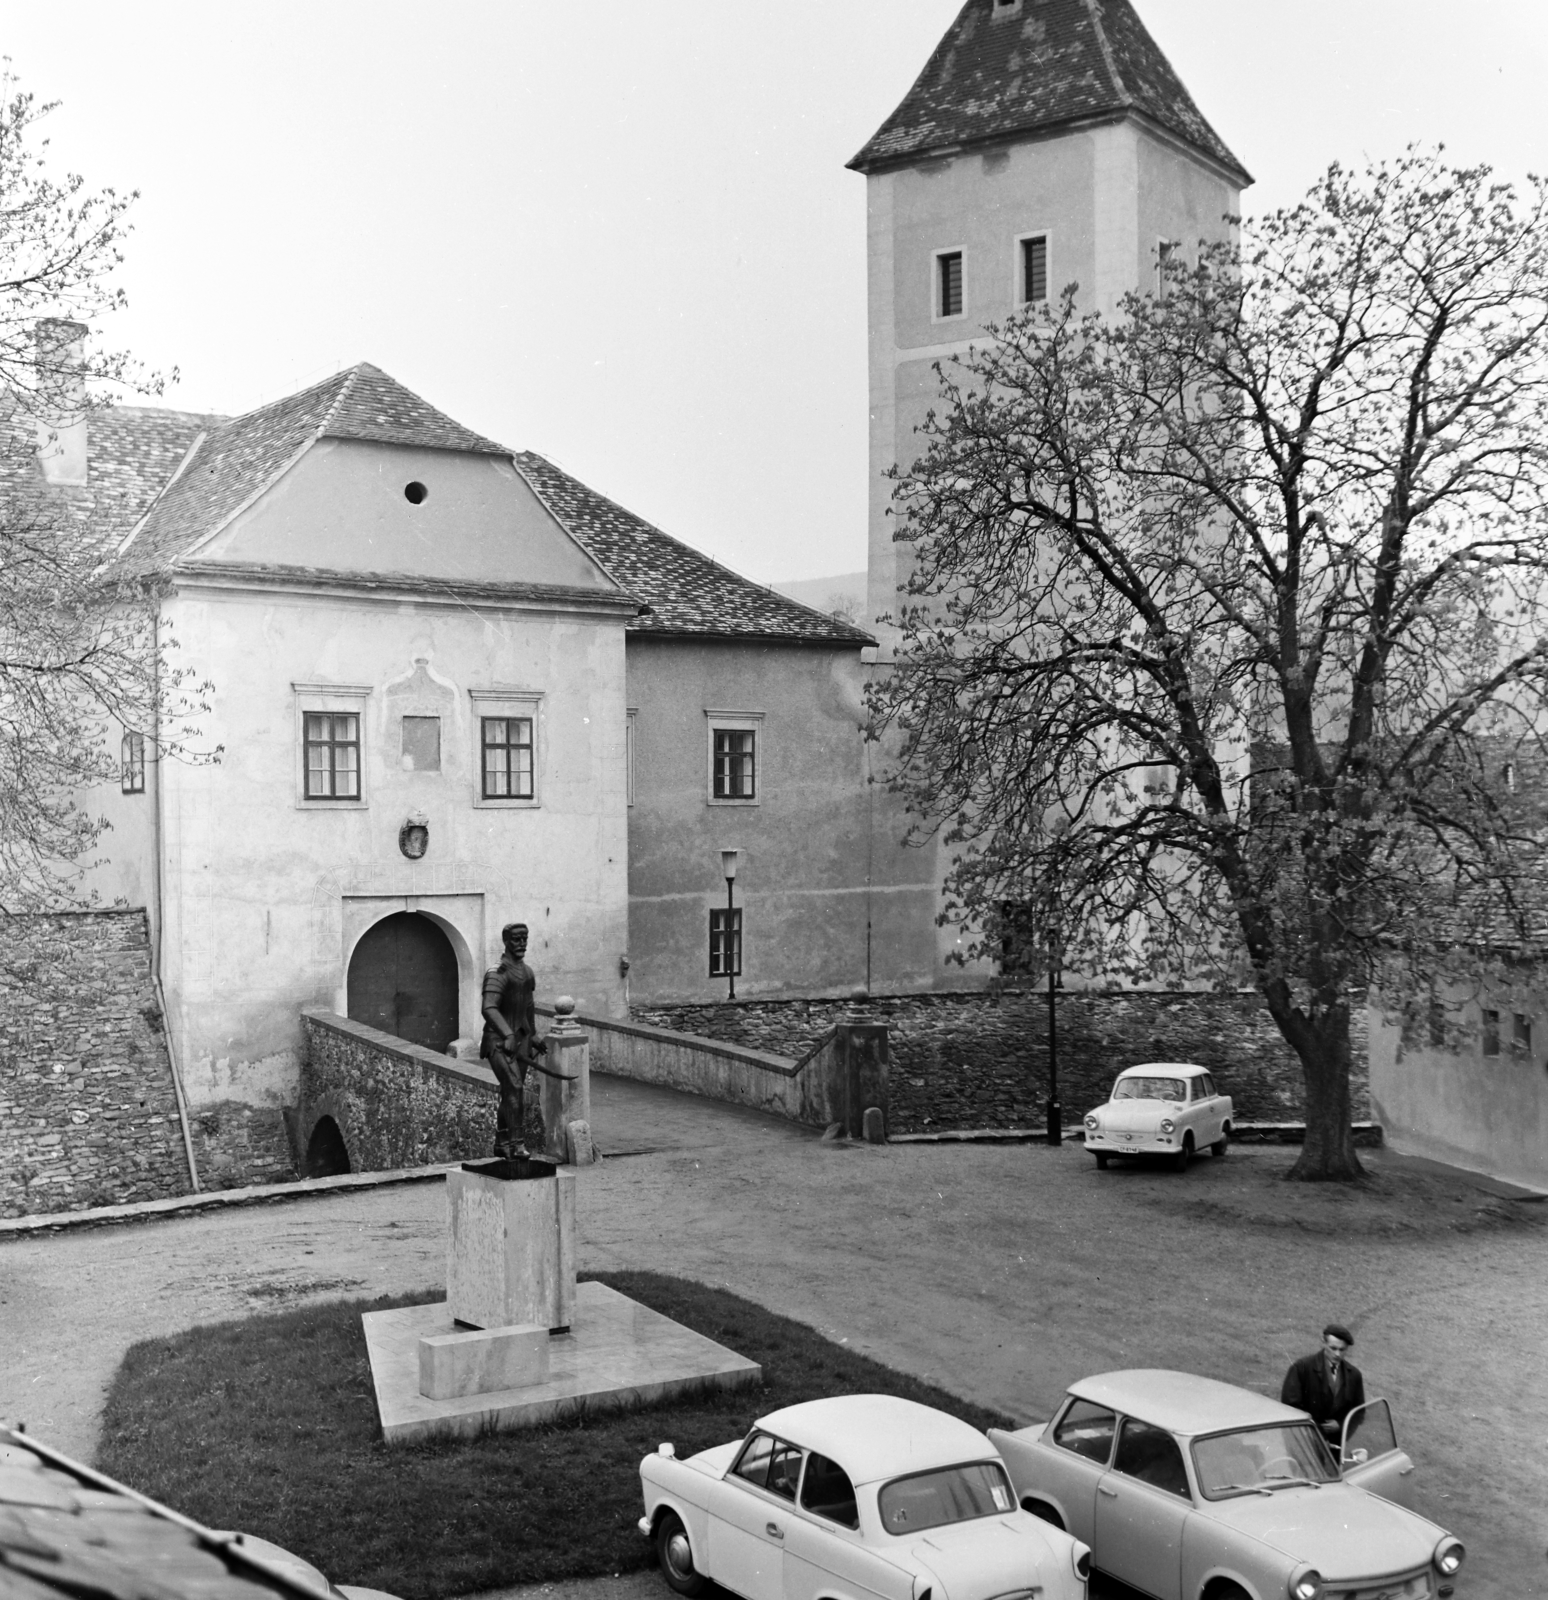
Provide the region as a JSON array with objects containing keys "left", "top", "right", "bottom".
[{"left": 2, "top": 1075, "right": 1544, "bottom": 1599}]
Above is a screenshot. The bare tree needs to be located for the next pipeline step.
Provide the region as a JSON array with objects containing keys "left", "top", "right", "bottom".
[
  {"left": 869, "top": 152, "right": 1548, "bottom": 1181},
  {"left": 0, "top": 78, "right": 209, "bottom": 910}
]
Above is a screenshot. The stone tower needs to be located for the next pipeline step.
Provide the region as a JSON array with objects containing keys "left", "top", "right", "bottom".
[{"left": 848, "top": 0, "right": 1251, "bottom": 638}]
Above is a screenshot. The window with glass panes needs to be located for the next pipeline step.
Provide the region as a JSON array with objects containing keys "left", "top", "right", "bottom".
[
  {"left": 482, "top": 716, "right": 534, "bottom": 799},
  {"left": 121, "top": 731, "right": 146, "bottom": 794},
  {"left": 709, "top": 907, "right": 742, "bottom": 976},
  {"left": 713, "top": 729, "right": 756, "bottom": 799},
  {"left": 304, "top": 712, "right": 360, "bottom": 799}
]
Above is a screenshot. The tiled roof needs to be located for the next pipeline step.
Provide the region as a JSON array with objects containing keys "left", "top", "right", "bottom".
[
  {"left": 848, "top": 0, "right": 1250, "bottom": 184},
  {"left": 114, "top": 364, "right": 508, "bottom": 576},
  {"left": 0, "top": 398, "right": 219, "bottom": 565},
  {"left": 514, "top": 452, "right": 875, "bottom": 646}
]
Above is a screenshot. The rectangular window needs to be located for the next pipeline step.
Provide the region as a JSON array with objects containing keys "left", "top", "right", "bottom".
[
  {"left": 1428, "top": 992, "right": 1446, "bottom": 1048},
  {"left": 709, "top": 907, "right": 743, "bottom": 977},
  {"left": 1021, "top": 234, "right": 1048, "bottom": 304},
  {"left": 713, "top": 729, "right": 756, "bottom": 800},
  {"left": 304, "top": 712, "right": 360, "bottom": 800},
  {"left": 121, "top": 731, "right": 145, "bottom": 794},
  {"left": 937, "top": 251, "right": 963, "bottom": 318},
  {"left": 1482, "top": 1008, "right": 1501, "bottom": 1057},
  {"left": 401, "top": 715, "right": 441, "bottom": 772},
  {"left": 1513, "top": 1013, "right": 1532, "bottom": 1058},
  {"left": 626, "top": 708, "right": 638, "bottom": 807},
  {"left": 482, "top": 716, "right": 534, "bottom": 799},
  {"left": 1157, "top": 238, "right": 1178, "bottom": 299}
]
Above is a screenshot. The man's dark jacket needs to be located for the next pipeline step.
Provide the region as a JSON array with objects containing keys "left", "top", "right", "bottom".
[{"left": 1280, "top": 1352, "right": 1365, "bottom": 1432}]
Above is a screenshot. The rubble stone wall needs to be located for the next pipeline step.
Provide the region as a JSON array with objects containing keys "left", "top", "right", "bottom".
[
  {"left": 0, "top": 912, "right": 191, "bottom": 1216},
  {"left": 636, "top": 989, "right": 1370, "bottom": 1133}
]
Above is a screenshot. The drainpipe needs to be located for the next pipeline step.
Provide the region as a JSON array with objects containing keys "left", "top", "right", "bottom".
[{"left": 150, "top": 614, "right": 200, "bottom": 1192}]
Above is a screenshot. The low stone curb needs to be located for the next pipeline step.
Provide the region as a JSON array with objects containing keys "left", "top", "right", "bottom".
[
  {"left": 890, "top": 1121, "right": 1385, "bottom": 1147},
  {"left": 0, "top": 1161, "right": 462, "bottom": 1238}
]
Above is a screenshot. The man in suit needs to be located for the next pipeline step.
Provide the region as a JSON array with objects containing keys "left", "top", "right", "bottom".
[{"left": 1281, "top": 1323, "right": 1365, "bottom": 1443}]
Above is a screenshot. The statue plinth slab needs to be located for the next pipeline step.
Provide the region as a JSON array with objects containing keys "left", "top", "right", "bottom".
[
  {"left": 447, "top": 1158, "right": 576, "bottom": 1332},
  {"left": 418, "top": 1321, "right": 550, "bottom": 1400}
]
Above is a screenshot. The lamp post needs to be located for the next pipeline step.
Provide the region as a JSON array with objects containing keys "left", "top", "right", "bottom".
[
  {"left": 1046, "top": 937, "right": 1062, "bottom": 1145},
  {"left": 721, "top": 847, "right": 740, "bottom": 1001}
]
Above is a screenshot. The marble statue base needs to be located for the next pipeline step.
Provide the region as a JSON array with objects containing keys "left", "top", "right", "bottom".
[
  {"left": 363, "top": 1280, "right": 761, "bottom": 1444},
  {"left": 447, "top": 1158, "right": 575, "bottom": 1331}
]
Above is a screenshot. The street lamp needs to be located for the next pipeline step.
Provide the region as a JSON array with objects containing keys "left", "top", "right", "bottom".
[
  {"left": 721, "top": 847, "right": 740, "bottom": 1001},
  {"left": 1046, "top": 928, "right": 1062, "bottom": 1146}
]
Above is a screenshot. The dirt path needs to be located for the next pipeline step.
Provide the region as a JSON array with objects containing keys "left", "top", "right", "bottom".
[{"left": 3, "top": 1076, "right": 1544, "bottom": 1599}]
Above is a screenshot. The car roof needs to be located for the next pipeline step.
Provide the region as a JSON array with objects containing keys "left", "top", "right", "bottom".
[
  {"left": 1115, "top": 1063, "right": 1209, "bottom": 1077},
  {"left": 757, "top": 1395, "right": 993, "bottom": 1485},
  {"left": 1067, "top": 1370, "right": 1304, "bottom": 1435}
]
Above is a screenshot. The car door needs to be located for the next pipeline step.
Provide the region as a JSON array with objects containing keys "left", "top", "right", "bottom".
[
  {"left": 783, "top": 1453, "right": 908, "bottom": 1600},
  {"left": 1339, "top": 1399, "right": 1416, "bottom": 1509},
  {"left": 1037, "top": 1398, "right": 1117, "bottom": 1546},
  {"left": 709, "top": 1432, "right": 803, "bottom": 1600},
  {"left": 1093, "top": 1418, "right": 1192, "bottom": 1600}
]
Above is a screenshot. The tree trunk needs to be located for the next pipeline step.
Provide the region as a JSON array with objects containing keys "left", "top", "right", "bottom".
[{"left": 1286, "top": 999, "right": 1364, "bottom": 1182}]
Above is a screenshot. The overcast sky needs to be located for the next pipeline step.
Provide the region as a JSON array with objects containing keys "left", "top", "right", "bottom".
[{"left": 4, "top": 2, "right": 1546, "bottom": 585}]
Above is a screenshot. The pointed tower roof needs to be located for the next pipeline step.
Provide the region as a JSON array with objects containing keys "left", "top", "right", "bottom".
[{"left": 848, "top": 0, "right": 1250, "bottom": 184}]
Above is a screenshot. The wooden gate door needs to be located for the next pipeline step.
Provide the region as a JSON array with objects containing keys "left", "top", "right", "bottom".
[{"left": 347, "top": 911, "right": 459, "bottom": 1050}]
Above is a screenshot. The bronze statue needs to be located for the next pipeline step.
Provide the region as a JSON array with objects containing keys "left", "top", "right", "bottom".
[{"left": 480, "top": 921, "right": 576, "bottom": 1158}]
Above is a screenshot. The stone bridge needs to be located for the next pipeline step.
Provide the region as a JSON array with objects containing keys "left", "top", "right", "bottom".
[{"left": 293, "top": 1006, "right": 890, "bottom": 1177}]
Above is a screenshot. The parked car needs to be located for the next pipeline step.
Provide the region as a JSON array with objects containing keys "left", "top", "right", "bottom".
[
  {"left": 638, "top": 1393, "right": 1092, "bottom": 1600},
  {"left": 1082, "top": 1063, "right": 1232, "bottom": 1170},
  {"left": 0, "top": 1425, "right": 400, "bottom": 1600},
  {"left": 987, "top": 1370, "right": 1465, "bottom": 1600}
]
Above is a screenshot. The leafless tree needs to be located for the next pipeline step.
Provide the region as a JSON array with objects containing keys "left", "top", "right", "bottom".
[
  {"left": 0, "top": 77, "right": 209, "bottom": 911},
  {"left": 869, "top": 152, "right": 1548, "bottom": 1180}
]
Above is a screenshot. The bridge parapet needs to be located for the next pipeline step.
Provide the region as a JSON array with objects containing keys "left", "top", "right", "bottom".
[
  {"left": 539, "top": 1005, "right": 888, "bottom": 1136},
  {"left": 296, "top": 1008, "right": 497, "bottom": 1177}
]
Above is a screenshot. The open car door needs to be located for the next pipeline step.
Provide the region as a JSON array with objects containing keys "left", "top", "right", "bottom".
[{"left": 1339, "top": 1399, "right": 1416, "bottom": 1508}]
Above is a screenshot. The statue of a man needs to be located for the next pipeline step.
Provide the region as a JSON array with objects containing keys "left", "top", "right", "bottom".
[{"left": 481, "top": 921, "right": 548, "bottom": 1158}]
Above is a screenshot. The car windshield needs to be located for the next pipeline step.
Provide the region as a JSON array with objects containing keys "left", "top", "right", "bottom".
[
  {"left": 1113, "top": 1076, "right": 1186, "bottom": 1102},
  {"left": 1192, "top": 1424, "right": 1340, "bottom": 1499},
  {"left": 877, "top": 1461, "right": 1015, "bottom": 1535}
]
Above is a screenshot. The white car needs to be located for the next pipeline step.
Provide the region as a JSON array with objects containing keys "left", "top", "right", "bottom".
[
  {"left": 988, "top": 1370, "right": 1464, "bottom": 1600},
  {"left": 638, "top": 1393, "right": 1091, "bottom": 1600},
  {"left": 1082, "top": 1063, "right": 1233, "bottom": 1171}
]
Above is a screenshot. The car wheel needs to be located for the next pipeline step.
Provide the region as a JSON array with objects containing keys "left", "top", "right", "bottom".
[
  {"left": 1209, "top": 1585, "right": 1251, "bottom": 1600},
  {"left": 1211, "top": 1129, "right": 1229, "bottom": 1158},
  {"left": 1172, "top": 1133, "right": 1194, "bottom": 1173},
  {"left": 1093, "top": 1151, "right": 1109, "bottom": 1169},
  {"left": 655, "top": 1511, "right": 706, "bottom": 1598}
]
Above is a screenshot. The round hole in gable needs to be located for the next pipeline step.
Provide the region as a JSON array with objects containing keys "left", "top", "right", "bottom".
[{"left": 404, "top": 481, "right": 428, "bottom": 505}]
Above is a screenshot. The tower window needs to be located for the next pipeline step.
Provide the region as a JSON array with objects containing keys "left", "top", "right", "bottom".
[
  {"left": 1157, "top": 239, "right": 1179, "bottom": 299},
  {"left": 1482, "top": 1008, "right": 1501, "bottom": 1057},
  {"left": 1021, "top": 234, "right": 1048, "bottom": 305},
  {"left": 937, "top": 251, "right": 964, "bottom": 319},
  {"left": 121, "top": 731, "right": 146, "bottom": 794}
]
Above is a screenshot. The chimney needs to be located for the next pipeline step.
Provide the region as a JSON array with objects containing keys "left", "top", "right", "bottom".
[{"left": 34, "top": 318, "right": 89, "bottom": 486}]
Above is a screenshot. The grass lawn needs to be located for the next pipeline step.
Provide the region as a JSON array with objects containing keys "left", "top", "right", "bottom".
[{"left": 96, "top": 1271, "right": 1012, "bottom": 1600}]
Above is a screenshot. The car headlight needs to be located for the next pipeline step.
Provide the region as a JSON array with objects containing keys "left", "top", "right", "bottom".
[
  {"left": 1287, "top": 1569, "right": 1321, "bottom": 1600},
  {"left": 1084, "top": 1115, "right": 1099, "bottom": 1131},
  {"left": 1433, "top": 1537, "right": 1465, "bottom": 1576},
  {"left": 1159, "top": 1118, "right": 1175, "bottom": 1134}
]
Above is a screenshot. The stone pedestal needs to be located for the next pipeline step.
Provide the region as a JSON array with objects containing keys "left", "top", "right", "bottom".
[
  {"left": 418, "top": 1322, "right": 550, "bottom": 1400},
  {"left": 447, "top": 1158, "right": 576, "bottom": 1332},
  {"left": 541, "top": 998, "right": 594, "bottom": 1164}
]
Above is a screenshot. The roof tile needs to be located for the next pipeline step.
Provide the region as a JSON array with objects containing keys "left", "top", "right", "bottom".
[
  {"left": 848, "top": 0, "right": 1249, "bottom": 184},
  {"left": 514, "top": 452, "right": 874, "bottom": 646}
]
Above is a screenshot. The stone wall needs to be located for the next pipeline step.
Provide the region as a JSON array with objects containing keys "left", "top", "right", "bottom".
[
  {"left": 189, "top": 1102, "right": 297, "bottom": 1191},
  {"left": 0, "top": 912, "right": 192, "bottom": 1217},
  {"left": 297, "top": 1008, "right": 506, "bottom": 1174},
  {"left": 636, "top": 990, "right": 1369, "bottom": 1134}
]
